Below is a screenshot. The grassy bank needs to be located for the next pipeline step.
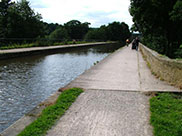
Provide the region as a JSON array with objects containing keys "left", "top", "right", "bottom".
[
  {"left": 18, "top": 88, "right": 83, "bottom": 136},
  {"left": 0, "top": 41, "right": 89, "bottom": 50},
  {"left": 150, "top": 93, "right": 182, "bottom": 136}
]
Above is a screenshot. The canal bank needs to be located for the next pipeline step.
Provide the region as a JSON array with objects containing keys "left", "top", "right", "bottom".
[{"left": 0, "top": 42, "right": 113, "bottom": 60}]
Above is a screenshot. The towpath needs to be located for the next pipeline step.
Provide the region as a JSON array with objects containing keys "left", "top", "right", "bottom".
[{"left": 47, "top": 44, "right": 180, "bottom": 136}]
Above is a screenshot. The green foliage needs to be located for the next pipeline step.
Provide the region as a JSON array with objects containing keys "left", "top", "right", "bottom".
[
  {"left": 130, "top": 24, "right": 138, "bottom": 33},
  {"left": 0, "top": 43, "right": 36, "bottom": 49},
  {"left": 43, "top": 22, "right": 60, "bottom": 35},
  {"left": 129, "top": 0, "right": 182, "bottom": 58},
  {"left": 150, "top": 93, "right": 182, "bottom": 136},
  {"left": 0, "top": 0, "right": 44, "bottom": 45},
  {"left": 107, "top": 22, "right": 131, "bottom": 41},
  {"left": 18, "top": 88, "right": 83, "bottom": 136},
  {"left": 49, "top": 27, "right": 70, "bottom": 42},
  {"left": 84, "top": 26, "right": 107, "bottom": 41},
  {"left": 64, "top": 20, "right": 90, "bottom": 40},
  {"left": 34, "top": 36, "right": 51, "bottom": 47},
  {"left": 142, "top": 34, "right": 167, "bottom": 54},
  {"left": 84, "top": 22, "right": 131, "bottom": 42},
  {"left": 170, "top": 1, "right": 182, "bottom": 21},
  {"left": 174, "top": 48, "right": 182, "bottom": 58}
]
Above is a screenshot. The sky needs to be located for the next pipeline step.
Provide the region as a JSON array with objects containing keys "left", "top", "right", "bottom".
[{"left": 20, "top": 0, "right": 133, "bottom": 28}]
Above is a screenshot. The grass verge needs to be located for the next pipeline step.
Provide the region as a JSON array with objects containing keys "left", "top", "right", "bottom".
[
  {"left": 17, "top": 88, "right": 83, "bottom": 136},
  {"left": 0, "top": 43, "right": 36, "bottom": 50},
  {"left": 150, "top": 92, "right": 182, "bottom": 136}
]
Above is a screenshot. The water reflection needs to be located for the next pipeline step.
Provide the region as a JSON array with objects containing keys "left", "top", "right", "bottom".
[{"left": 0, "top": 43, "right": 123, "bottom": 132}]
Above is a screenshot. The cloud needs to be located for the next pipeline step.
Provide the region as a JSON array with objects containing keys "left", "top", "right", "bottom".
[
  {"left": 27, "top": 0, "right": 46, "bottom": 8},
  {"left": 81, "top": 11, "right": 118, "bottom": 27},
  {"left": 28, "top": 0, "right": 133, "bottom": 28}
]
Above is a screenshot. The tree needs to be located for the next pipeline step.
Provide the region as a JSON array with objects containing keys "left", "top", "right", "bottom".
[
  {"left": 64, "top": 20, "right": 90, "bottom": 40},
  {"left": 0, "top": 0, "right": 12, "bottom": 42},
  {"left": 130, "top": 24, "right": 138, "bottom": 33},
  {"left": 0, "top": 0, "right": 44, "bottom": 45},
  {"left": 84, "top": 25, "right": 108, "bottom": 41},
  {"left": 43, "top": 22, "right": 60, "bottom": 36},
  {"left": 170, "top": 1, "right": 182, "bottom": 49},
  {"left": 129, "top": 0, "right": 182, "bottom": 58},
  {"left": 84, "top": 28, "right": 99, "bottom": 41},
  {"left": 13, "top": 0, "right": 44, "bottom": 39},
  {"left": 85, "top": 22, "right": 131, "bottom": 42},
  {"left": 49, "top": 27, "right": 70, "bottom": 42},
  {"left": 107, "top": 22, "right": 131, "bottom": 41}
]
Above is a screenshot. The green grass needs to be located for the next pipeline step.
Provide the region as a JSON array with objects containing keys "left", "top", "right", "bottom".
[
  {"left": 0, "top": 43, "right": 37, "bottom": 50},
  {"left": 150, "top": 93, "right": 182, "bottom": 136},
  {"left": 17, "top": 88, "right": 83, "bottom": 136}
]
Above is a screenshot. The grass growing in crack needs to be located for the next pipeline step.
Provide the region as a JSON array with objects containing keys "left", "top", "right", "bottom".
[
  {"left": 150, "top": 92, "right": 182, "bottom": 136},
  {"left": 17, "top": 88, "right": 83, "bottom": 136}
]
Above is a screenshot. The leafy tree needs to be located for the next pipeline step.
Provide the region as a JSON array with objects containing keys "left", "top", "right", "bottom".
[
  {"left": 84, "top": 25, "right": 108, "bottom": 41},
  {"left": 84, "top": 28, "right": 99, "bottom": 41},
  {"left": 120, "top": 22, "right": 131, "bottom": 41},
  {"left": 49, "top": 27, "right": 70, "bottom": 42},
  {"left": 0, "top": 0, "right": 44, "bottom": 45},
  {"left": 12, "top": 0, "right": 44, "bottom": 39},
  {"left": 130, "top": 24, "right": 138, "bottom": 33},
  {"left": 107, "top": 22, "right": 121, "bottom": 41},
  {"left": 129, "top": 0, "right": 182, "bottom": 58},
  {"left": 43, "top": 22, "right": 60, "bottom": 36},
  {"left": 64, "top": 20, "right": 90, "bottom": 40},
  {"left": 106, "top": 22, "right": 131, "bottom": 41},
  {"left": 0, "top": 0, "right": 12, "bottom": 41},
  {"left": 85, "top": 22, "right": 131, "bottom": 42}
]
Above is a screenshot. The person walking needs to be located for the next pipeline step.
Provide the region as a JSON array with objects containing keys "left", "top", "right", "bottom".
[
  {"left": 135, "top": 37, "right": 140, "bottom": 51},
  {"left": 126, "top": 39, "right": 130, "bottom": 47}
]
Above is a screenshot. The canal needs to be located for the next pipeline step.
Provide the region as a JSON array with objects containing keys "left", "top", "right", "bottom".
[{"left": 0, "top": 43, "right": 123, "bottom": 132}]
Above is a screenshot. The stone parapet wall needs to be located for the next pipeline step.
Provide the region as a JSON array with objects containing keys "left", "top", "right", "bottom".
[{"left": 140, "top": 43, "right": 182, "bottom": 89}]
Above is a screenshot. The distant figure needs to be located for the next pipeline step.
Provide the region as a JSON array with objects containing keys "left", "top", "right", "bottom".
[
  {"left": 132, "top": 39, "right": 136, "bottom": 49},
  {"left": 126, "top": 39, "right": 130, "bottom": 47},
  {"left": 135, "top": 37, "right": 140, "bottom": 51}
]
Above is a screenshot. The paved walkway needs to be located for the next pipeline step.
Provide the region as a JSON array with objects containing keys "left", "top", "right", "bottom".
[{"left": 47, "top": 44, "right": 181, "bottom": 136}]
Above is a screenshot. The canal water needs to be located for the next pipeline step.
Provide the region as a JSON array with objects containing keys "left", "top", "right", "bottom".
[{"left": 0, "top": 43, "right": 123, "bottom": 132}]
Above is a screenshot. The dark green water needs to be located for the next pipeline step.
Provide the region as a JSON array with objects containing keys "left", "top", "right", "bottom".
[{"left": 0, "top": 43, "right": 123, "bottom": 132}]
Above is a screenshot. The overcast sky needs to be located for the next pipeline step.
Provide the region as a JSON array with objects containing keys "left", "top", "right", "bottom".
[{"left": 23, "top": 0, "right": 133, "bottom": 28}]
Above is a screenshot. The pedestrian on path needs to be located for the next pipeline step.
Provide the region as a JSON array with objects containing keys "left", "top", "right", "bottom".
[
  {"left": 126, "top": 39, "right": 130, "bottom": 47},
  {"left": 135, "top": 37, "right": 140, "bottom": 51},
  {"left": 132, "top": 40, "right": 136, "bottom": 49}
]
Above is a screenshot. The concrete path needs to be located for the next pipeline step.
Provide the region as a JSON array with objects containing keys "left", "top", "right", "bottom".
[
  {"left": 65, "top": 45, "right": 180, "bottom": 92},
  {"left": 46, "top": 44, "right": 181, "bottom": 136}
]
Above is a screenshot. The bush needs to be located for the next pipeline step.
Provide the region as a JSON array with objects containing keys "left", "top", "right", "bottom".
[{"left": 174, "top": 44, "right": 182, "bottom": 58}]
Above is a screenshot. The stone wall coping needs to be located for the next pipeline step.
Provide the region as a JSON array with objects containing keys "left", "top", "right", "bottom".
[{"left": 140, "top": 43, "right": 182, "bottom": 69}]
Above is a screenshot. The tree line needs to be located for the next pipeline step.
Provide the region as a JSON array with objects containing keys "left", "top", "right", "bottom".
[
  {"left": 129, "top": 0, "right": 182, "bottom": 58},
  {"left": 0, "top": 0, "right": 131, "bottom": 47}
]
